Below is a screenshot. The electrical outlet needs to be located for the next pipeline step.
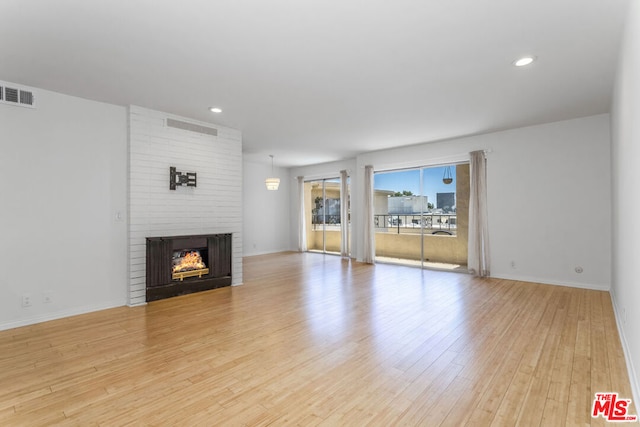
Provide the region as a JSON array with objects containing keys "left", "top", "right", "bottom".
[
  {"left": 22, "top": 294, "right": 32, "bottom": 308},
  {"left": 43, "top": 291, "right": 53, "bottom": 304}
]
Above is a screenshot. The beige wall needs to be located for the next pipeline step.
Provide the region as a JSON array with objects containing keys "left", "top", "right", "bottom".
[
  {"left": 374, "top": 191, "right": 393, "bottom": 215},
  {"left": 375, "top": 233, "right": 467, "bottom": 264},
  {"left": 308, "top": 230, "right": 342, "bottom": 253}
]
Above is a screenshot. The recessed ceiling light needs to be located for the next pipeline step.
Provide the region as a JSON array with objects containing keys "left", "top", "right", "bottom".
[
  {"left": 209, "top": 107, "right": 222, "bottom": 113},
  {"left": 513, "top": 56, "right": 536, "bottom": 67}
]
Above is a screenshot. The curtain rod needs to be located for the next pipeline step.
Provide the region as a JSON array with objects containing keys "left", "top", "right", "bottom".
[
  {"left": 294, "top": 170, "right": 352, "bottom": 180},
  {"left": 360, "top": 148, "right": 493, "bottom": 170}
]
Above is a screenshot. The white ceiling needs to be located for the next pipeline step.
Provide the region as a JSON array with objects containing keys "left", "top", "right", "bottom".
[{"left": 0, "top": 0, "right": 630, "bottom": 167}]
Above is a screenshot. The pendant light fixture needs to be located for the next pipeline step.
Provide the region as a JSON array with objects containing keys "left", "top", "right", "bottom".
[
  {"left": 265, "top": 154, "right": 280, "bottom": 190},
  {"left": 442, "top": 166, "right": 453, "bottom": 184}
]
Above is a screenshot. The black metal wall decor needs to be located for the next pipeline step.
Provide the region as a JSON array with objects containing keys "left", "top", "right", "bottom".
[{"left": 170, "top": 166, "right": 197, "bottom": 190}]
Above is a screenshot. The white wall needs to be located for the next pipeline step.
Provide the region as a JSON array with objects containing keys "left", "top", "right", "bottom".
[
  {"left": 0, "top": 86, "right": 128, "bottom": 330},
  {"left": 312, "top": 115, "right": 611, "bottom": 290},
  {"left": 484, "top": 116, "right": 610, "bottom": 289},
  {"left": 128, "top": 106, "right": 243, "bottom": 305},
  {"left": 289, "top": 159, "right": 357, "bottom": 254},
  {"left": 242, "top": 160, "right": 291, "bottom": 256},
  {"left": 611, "top": 0, "right": 640, "bottom": 405}
]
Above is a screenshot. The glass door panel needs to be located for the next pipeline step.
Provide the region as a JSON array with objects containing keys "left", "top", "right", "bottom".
[
  {"left": 305, "top": 178, "right": 342, "bottom": 255},
  {"left": 374, "top": 164, "right": 469, "bottom": 270},
  {"left": 373, "top": 169, "right": 423, "bottom": 265}
]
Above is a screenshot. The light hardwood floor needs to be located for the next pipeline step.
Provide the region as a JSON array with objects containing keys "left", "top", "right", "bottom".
[{"left": 0, "top": 252, "right": 635, "bottom": 426}]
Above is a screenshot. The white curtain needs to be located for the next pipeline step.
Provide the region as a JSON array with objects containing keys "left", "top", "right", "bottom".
[
  {"left": 340, "top": 170, "right": 349, "bottom": 258},
  {"left": 297, "top": 176, "right": 307, "bottom": 252},
  {"left": 363, "top": 165, "right": 375, "bottom": 264},
  {"left": 468, "top": 150, "right": 490, "bottom": 277}
]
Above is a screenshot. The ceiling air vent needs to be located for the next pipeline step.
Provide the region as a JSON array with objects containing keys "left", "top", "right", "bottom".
[
  {"left": 0, "top": 80, "right": 36, "bottom": 108},
  {"left": 166, "top": 118, "right": 217, "bottom": 136}
]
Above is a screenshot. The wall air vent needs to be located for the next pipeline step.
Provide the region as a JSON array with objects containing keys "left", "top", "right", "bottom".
[
  {"left": 5, "top": 87, "right": 18, "bottom": 103},
  {"left": 166, "top": 118, "right": 217, "bottom": 136},
  {"left": 0, "top": 80, "right": 36, "bottom": 108}
]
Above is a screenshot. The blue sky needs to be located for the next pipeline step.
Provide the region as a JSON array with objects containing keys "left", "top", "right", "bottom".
[{"left": 374, "top": 166, "right": 456, "bottom": 206}]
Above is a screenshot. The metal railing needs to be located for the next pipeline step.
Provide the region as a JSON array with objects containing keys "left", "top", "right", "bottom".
[
  {"left": 374, "top": 214, "right": 457, "bottom": 235},
  {"left": 311, "top": 214, "right": 341, "bottom": 225}
]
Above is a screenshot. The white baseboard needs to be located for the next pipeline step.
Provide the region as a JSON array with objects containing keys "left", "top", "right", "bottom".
[
  {"left": 490, "top": 273, "right": 610, "bottom": 291},
  {"left": 609, "top": 289, "right": 640, "bottom": 409},
  {"left": 127, "top": 301, "right": 147, "bottom": 307},
  {"left": 0, "top": 299, "right": 126, "bottom": 332},
  {"left": 242, "top": 248, "right": 292, "bottom": 257}
]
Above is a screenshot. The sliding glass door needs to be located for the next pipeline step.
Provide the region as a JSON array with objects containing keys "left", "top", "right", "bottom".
[
  {"left": 305, "top": 178, "right": 348, "bottom": 255},
  {"left": 373, "top": 169, "right": 422, "bottom": 265},
  {"left": 373, "top": 163, "right": 469, "bottom": 270}
]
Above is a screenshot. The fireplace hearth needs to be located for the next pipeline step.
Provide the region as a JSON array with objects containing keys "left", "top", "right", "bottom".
[{"left": 146, "top": 233, "right": 232, "bottom": 302}]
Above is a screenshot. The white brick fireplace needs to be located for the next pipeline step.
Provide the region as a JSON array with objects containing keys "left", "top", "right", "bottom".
[{"left": 128, "top": 106, "right": 243, "bottom": 305}]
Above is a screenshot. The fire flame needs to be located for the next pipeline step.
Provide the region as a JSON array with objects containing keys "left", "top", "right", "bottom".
[{"left": 173, "top": 251, "right": 206, "bottom": 273}]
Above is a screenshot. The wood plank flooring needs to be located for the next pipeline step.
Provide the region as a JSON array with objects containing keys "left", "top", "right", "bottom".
[{"left": 0, "top": 252, "right": 635, "bottom": 426}]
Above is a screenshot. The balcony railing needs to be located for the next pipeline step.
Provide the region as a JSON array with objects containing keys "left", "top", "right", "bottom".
[
  {"left": 312, "top": 214, "right": 341, "bottom": 225},
  {"left": 374, "top": 214, "right": 457, "bottom": 235},
  {"left": 310, "top": 214, "right": 456, "bottom": 235}
]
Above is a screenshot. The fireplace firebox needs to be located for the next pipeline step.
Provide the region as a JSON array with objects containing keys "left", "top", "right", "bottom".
[{"left": 146, "top": 233, "right": 232, "bottom": 302}]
